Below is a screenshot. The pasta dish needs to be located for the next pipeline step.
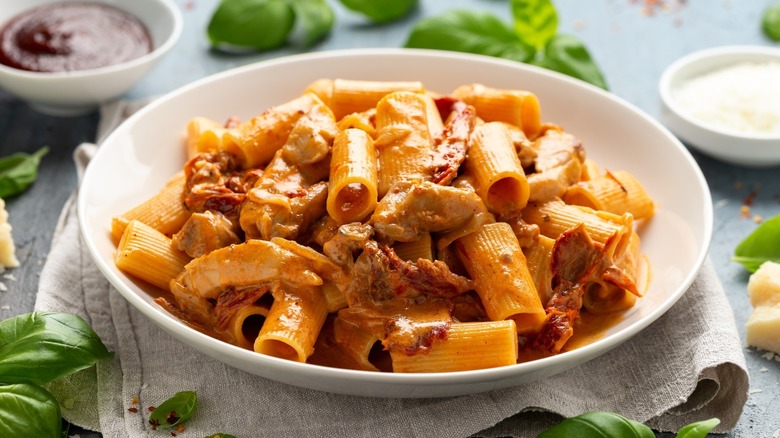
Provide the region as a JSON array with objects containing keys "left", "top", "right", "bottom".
[{"left": 111, "top": 79, "right": 653, "bottom": 373}]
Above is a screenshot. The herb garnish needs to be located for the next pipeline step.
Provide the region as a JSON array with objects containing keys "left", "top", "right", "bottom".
[
  {"left": 763, "top": 4, "right": 780, "bottom": 41},
  {"left": 538, "top": 411, "right": 720, "bottom": 438},
  {"left": 148, "top": 390, "right": 198, "bottom": 430},
  {"left": 733, "top": 214, "right": 780, "bottom": 272},
  {"left": 0, "top": 312, "right": 113, "bottom": 438},
  {"left": 404, "top": 0, "right": 608, "bottom": 89},
  {"left": 0, "top": 146, "right": 48, "bottom": 198}
]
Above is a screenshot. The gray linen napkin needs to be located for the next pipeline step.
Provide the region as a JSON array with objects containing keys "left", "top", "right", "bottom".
[{"left": 35, "top": 101, "right": 749, "bottom": 437}]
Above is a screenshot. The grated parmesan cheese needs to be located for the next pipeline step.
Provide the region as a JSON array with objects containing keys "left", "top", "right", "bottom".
[
  {"left": 673, "top": 61, "right": 780, "bottom": 135},
  {"left": 0, "top": 199, "right": 18, "bottom": 268}
]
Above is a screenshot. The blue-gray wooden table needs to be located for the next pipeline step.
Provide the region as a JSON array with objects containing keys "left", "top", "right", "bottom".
[{"left": 1, "top": 1, "right": 778, "bottom": 436}]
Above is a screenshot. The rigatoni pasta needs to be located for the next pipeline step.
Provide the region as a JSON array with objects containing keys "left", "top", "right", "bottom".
[{"left": 111, "top": 78, "right": 655, "bottom": 373}]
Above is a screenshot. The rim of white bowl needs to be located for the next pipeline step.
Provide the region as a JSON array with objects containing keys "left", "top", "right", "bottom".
[
  {"left": 0, "top": 0, "right": 182, "bottom": 79},
  {"left": 79, "top": 48, "right": 714, "bottom": 392},
  {"left": 659, "top": 45, "right": 780, "bottom": 141}
]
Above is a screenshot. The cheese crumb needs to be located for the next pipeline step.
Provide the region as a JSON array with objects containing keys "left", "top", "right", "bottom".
[
  {"left": 746, "top": 261, "right": 780, "bottom": 355},
  {"left": 0, "top": 199, "right": 19, "bottom": 268}
]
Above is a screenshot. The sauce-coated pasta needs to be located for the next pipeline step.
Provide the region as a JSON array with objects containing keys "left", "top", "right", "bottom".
[{"left": 112, "top": 80, "right": 654, "bottom": 373}]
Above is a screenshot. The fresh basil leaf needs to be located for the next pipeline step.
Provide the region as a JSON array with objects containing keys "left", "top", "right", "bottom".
[
  {"left": 0, "top": 146, "right": 48, "bottom": 198},
  {"left": 532, "top": 34, "right": 608, "bottom": 89},
  {"left": 676, "top": 418, "right": 720, "bottom": 438},
  {"left": 538, "top": 411, "right": 655, "bottom": 438},
  {"left": 0, "top": 312, "right": 113, "bottom": 385},
  {"left": 289, "top": 0, "right": 334, "bottom": 47},
  {"left": 207, "top": 0, "right": 295, "bottom": 51},
  {"left": 149, "top": 391, "right": 197, "bottom": 429},
  {"left": 733, "top": 214, "right": 780, "bottom": 272},
  {"left": 763, "top": 4, "right": 780, "bottom": 41},
  {"left": 204, "top": 434, "right": 237, "bottom": 438},
  {"left": 339, "top": 0, "right": 417, "bottom": 24},
  {"left": 511, "top": 0, "right": 558, "bottom": 50},
  {"left": 405, "top": 9, "right": 534, "bottom": 63},
  {"left": 0, "top": 384, "right": 62, "bottom": 438}
]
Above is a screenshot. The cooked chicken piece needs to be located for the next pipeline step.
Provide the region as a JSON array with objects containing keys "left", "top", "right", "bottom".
[
  {"left": 505, "top": 217, "right": 540, "bottom": 248},
  {"left": 240, "top": 149, "right": 329, "bottom": 240},
  {"left": 172, "top": 211, "right": 241, "bottom": 258},
  {"left": 169, "top": 240, "right": 321, "bottom": 327},
  {"left": 371, "top": 181, "right": 491, "bottom": 243},
  {"left": 281, "top": 101, "right": 338, "bottom": 165},
  {"left": 532, "top": 126, "right": 585, "bottom": 173},
  {"left": 322, "top": 222, "right": 374, "bottom": 267},
  {"left": 500, "top": 122, "right": 537, "bottom": 169},
  {"left": 242, "top": 181, "right": 328, "bottom": 240},
  {"left": 271, "top": 237, "right": 350, "bottom": 292},
  {"left": 527, "top": 157, "right": 583, "bottom": 203}
]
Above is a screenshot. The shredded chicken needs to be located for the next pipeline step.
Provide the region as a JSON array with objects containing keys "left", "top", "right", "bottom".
[
  {"left": 322, "top": 222, "right": 374, "bottom": 267},
  {"left": 172, "top": 211, "right": 241, "bottom": 258},
  {"left": 169, "top": 240, "right": 321, "bottom": 328},
  {"left": 371, "top": 181, "right": 491, "bottom": 243},
  {"left": 240, "top": 149, "right": 330, "bottom": 240}
]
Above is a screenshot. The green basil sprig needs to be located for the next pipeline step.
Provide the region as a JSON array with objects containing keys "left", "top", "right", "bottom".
[
  {"left": 538, "top": 412, "right": 720, "bottom": 438},
  {"left": 763, "top": 4, "right": 780, "bottom": 41},
  {"left": 340, "top": 0, "right": 417, "bottom": 24},
  {"left": 207, "top": 0, "right": 332, "bottom": 51},
  {"left": 404, "top": 10, "right": 534, "bottom": 63},
  {"left": 0, "top": 146, "right": 48, "bottom": 198},
  {"left": 149, "top": 391, "right": 198, "bottom": 429},
  {"left": 733, "top": 214, "right": 780, "bottom": 272},
  {"left": 676, "top": 418, "right": 721, "bottom": 438},
  {"left": 405, "top": 0, "right": 607, "bottom": 89},
  {"left": 0, "top": 312, "right": 113, "bottom": 438},
  {"left": 207, "top": 0, "right": 420, "bottom": 52},
  {"left": 0, "top": 384, "right": 62, "bottom": 438},
  {"left": 0, "top": 312, "right": 113, "bottom": 385}
]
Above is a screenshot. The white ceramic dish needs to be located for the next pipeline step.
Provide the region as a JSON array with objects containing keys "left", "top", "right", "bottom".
[
  {"left": 659, "top": 45, "right": 780, "bottom": 167},
  {"left": 79, "top": 49, "right": 712, "bottom": 398},
  {"left": 0, "top": 0, "right": 181, "bottom": 116}
]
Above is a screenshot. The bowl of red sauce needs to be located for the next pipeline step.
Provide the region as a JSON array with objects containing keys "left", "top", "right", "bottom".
[{"left": 0, "top": 0, "right": 181, "bottom": 116}]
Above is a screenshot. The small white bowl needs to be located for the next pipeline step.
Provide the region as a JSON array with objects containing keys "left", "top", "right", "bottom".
[
  {"left": 0, "top": 0, "right": 181, "bottom": 116},
  {"left": 659, "top": 45, "right": 780, "bottom": 167}
]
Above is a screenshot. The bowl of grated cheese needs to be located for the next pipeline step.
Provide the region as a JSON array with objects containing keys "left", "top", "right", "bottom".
[{"left": 659, "top": 45, "right": 780, "bottom": 167}]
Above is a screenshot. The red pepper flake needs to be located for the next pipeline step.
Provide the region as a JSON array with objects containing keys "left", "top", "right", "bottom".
[
  {"left": 171, "top": 433, "right": 177, "bottom": 437},
  {"left": 150, "top": 418, "right": 161, "bottom": 430},
  {"left": 176, "top": 424, "right": 186, "bottom": 433},
  {"left": 743, "top": 190, "right": 758, "bottom": 206},
  {"left": 166, "top": 410, "right": 181, "bottom": 425},
  {"left": 131, "top": 396, "right": 139, "bottom": 405},
  {"left": 632, "top": 0, "right": 687, "bottom": 15},
  {"left": 128, "top": 407, "right": 139, "bottom": 413},
  {"left": 148, "top": 405, "right": 157, "bottom": 412},
  {"left": 740, "top": 205, "right": 751, "bottom": 219}
]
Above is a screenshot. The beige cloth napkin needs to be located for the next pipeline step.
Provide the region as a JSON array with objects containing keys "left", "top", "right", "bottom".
[{"left": 35, "top": 101, "right": 749, "bottom": 437}]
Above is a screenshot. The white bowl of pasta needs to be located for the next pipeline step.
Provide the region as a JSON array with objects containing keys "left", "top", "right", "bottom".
[{"left": 79, "top": 49, "right": 712, "bottom": 397}]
